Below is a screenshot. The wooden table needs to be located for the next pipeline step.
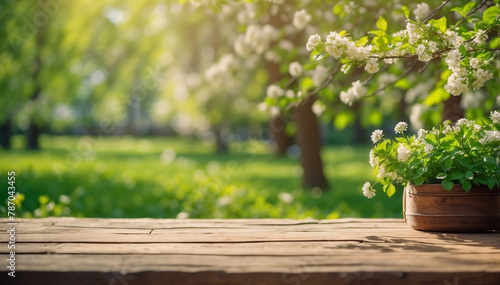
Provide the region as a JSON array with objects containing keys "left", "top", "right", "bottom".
[{"left": 1, "top": 218, "right": 499, "bottom": 284}]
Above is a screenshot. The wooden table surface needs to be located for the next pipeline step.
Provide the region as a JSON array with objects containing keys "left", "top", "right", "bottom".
[{"left": 1, "top": 218, "right": 499, "bottom": 284}]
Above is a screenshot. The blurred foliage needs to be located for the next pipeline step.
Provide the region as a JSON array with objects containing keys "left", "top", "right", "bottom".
[{"left": 0, "top": 135, "right": 402, "bottom": 218}]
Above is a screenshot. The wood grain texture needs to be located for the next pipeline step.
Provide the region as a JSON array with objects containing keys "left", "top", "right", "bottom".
[
  {"left": 0, "top": 218, "right": 499, "bottom": 285},
  {"left": 405, "top": 184, "right": 500, "bottom": 232}
]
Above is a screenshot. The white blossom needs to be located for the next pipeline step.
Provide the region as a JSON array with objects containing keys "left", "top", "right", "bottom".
[
  {"left": 369, "top": 149, "right": 378, "bottom": 168},
  {"left": 340, "top": 80, "right": 366, "bottom": 106},
  {"left": 414, "top": 3, "right": 430, "bottom": 20},
  {"left": 416, "top": 44, "right": 432, "bottom": 62},
  {"left": 479, "top": 130, "right": 500, "bottom": 144},
  {"left": 312, "top": 101, "right": 326, "bottom": 116},
  {"left": 474, "top": 29, "right": 488, "bottom": 44},
  {"left": 397, "top": 145, "right": 411, "bottom": 162},
  {"left": 362, "top": 182, "right": 376, "bottom": 198},
  {"left": 444, "top": 30, "right": 464, "bottom": 48},
  {"left": 278, "top": 192, "right": 294, "bottom": 203},
  {"left": 491, "top": 111, "right": 500, "bottom": 124},
  {"left": 417, "top": 129, "right": 427, "bottom": 142},
  {"left": 371, "top": 129, "right": 384, "bottom": 144},
  {"left": 424, "top": 143, "right": 434, "bottom": 153},
  {"left": 406, "top": 23, "right": 420, "bottom": 45},
  {"left": 365, "top": 58, "right": 380, "bottom": 74},
  {"left": 306, "top": 34, "right": 321, "bottom": 51},
  {"left": 288, "top": 61, "right": 303, "bottom": 77},
  {"left": 470, "top": 58, "right": 480, "bottom": 69},
  {"left": 394, "top": 122, "right": 408, "bottom": 134},
  {"left": 472, "top": 68, "right": 493, "bottom": 90},
  {"left": 445, "top": 73, "right": 469, "bottom": 96},
  {"left": 293, "top": 9, "right": 311, "bottom": 30},
  {"left": 266, "top": 84, "right": 284, "bottom": 99}
]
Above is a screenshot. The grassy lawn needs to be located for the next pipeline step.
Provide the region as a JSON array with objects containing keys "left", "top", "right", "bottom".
[{"left": 0, "top": 135, "right": 402, "bottom": 219}]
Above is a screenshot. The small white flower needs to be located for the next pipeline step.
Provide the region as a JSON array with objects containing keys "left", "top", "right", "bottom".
[
  {"left": 470, "top": 58, "right": 480, "bottom": 69},
  {"left": 279, "top": 192, "right": 294, "bottom": 203},
  {"left": 474, "top": 29, "right": 488, "bottom": 44},
  {"left": 306, "top": 34, "right": 321, "bottom": 51},
  {"left": 369, "top": 149, "right": 378, "bottom": 168},
  {"left": 340, "top": 80, "right": 366, "bottom": 106},
  {"left": 394, "top": 122, "right": 408, "bottom": 134},
  {"left": 176, "top": 211, "right": 189, "bottom": 219},
  {"left": 371, "top": 129, "right": 384, "bottom": 144},
  {"left": 472, "top": 68, "right": 493, "bottom": 90},
  {"left": 365, "top": 58, "right": 380, "bottom": 74},
  {"left": 413, "top": 2, "right": 430, "bottom": 20},
  {"left": 491, "top": 111, "right": 500, "bottom": 124},
  {"left": 416, "top": 129, "right": 427, "bottom": 141},
  {"left": 312, "top": 101, "right": 326, "bottom": 116},
  {"left": 288, "top": 61, "right": 303, "bottom": 77},
  {"left": 266, "top": 84, "right": 284, "bottom": 99},
  {"left": 293, "top": 9, "right": 311, "bottom": 30},
  {"left": 285, "top": 90, "right": 295, "bottom": 98},
  {"left": 479, "top": 130, "right": 500, "bottom": 144},
  {"left": 59, "top": 195, "right": 71, "bottom": 204},
  {"left": 397, "top": 144, "right": 411, "bottom": 162},
  {"left": 424, "top": 143, "right": 434, "bottom": 154},
  {"left": 362, "top": 182, "right": 376, "bottom": 198}
]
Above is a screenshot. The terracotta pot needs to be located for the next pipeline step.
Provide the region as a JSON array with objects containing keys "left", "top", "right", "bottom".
[{"left": 403, "top": 184, "right": 500, "bottom": 232}]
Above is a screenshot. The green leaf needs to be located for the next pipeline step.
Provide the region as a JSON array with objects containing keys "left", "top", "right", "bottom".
[
  {"left": 484, "top": 156, "right": 496, "bottom": 165},
  {"left": 462, "top": 180, "right": 471, "bottom": 192},
  {"left": 436, "top": 173, "right": 448, "bottom": 179},
  {"left": 487, "top": 177, "right": 496, "bottom": 189},
  {"left": 483, "top": 6, "right": 500, "bottom": 24},
  {"left": 333, "top": 4, "right": 343, "bottom": 15},
  {"left": 369, "top": 30, "right": 386, "bottom": 37},
  {"left": 402, "top": 6, "right": 410, "bottom": 18},
  {"left": 442, "top": 180, "right": 454, "bottom": 191},
  {"left": 465, "top": 171, "right": 474, "bottom": 180},
  {"left": 356, "top": 36, "right": 369, "bottom": 47},
  {"left": 437, "top": 17, "right": 447, "bottom": 33},
  {"left": 459, "top": 45, "right": 467, "bottom": 56},
  {"left": 376, "top": 16, "right": 387, "bottom": 31},
  {"left": 463, "top": 2, "right": 476, "bottom": 14},
  {"left": 313, "top": 52, "right": 327, "bottom": 61},
  {"left": 384, "top": 183, "right": 396, "bottom": 197},
  {"left": 451, "top": 171, "right": 465, "bottom": 180},
  {"left": 451, "top": 7, "right": 465, "bottom": 17},
  {"left": 444, "top": 159, "right": 453, "bottom": 171},
  {"left": 414, "top": 177, "right": 425, "bottom": 186}
]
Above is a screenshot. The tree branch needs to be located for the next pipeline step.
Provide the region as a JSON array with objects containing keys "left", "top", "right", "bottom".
[
  {"left": 423, "top": 0, "right": 451, "bottom": 23},
  {"left": 366, "top": 59, "right": 418, "bottom": 97},
  {"left": 455, "top": 0, "right": 489, "bottom": 27}
]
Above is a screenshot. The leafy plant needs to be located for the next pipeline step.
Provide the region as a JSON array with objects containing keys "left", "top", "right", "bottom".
[{"left": 363, "top": 111, "right": 500, "bottom": 198}]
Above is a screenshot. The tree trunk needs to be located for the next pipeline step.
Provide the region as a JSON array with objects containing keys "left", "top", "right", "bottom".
[
  {"left": 269, "top": 115, "right": 291, "bottom": 155},
  {"left": 0, "top": 116, "right": 12, "bottom": 149},
  {"left": 266, "top": 8, "right": 292, "bottom": 155},
  {"left": 27, "top": 122, "right": 41, "bottom": 149},
  {"left": 214, "top": 124, "right": 228, "bottom": 153},
  {"left": 294, "top": 98, "right": 327, "bottom": 188},
  {"left": 26, "top": 21, "right": 44, "bottom": 150},
  {"left": 442, "top": 95, "right": 464, "bottom": 123}
]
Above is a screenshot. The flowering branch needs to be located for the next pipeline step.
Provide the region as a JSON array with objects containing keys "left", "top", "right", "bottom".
[
  {"left": 454, "top": 0, "right": 489, "bottom": 27},
  {"left": 366, "top": 59, "right": 418, "bottom": 97},
  {"left": 422, "top": 0, "right": 451, "bottom": 23}
]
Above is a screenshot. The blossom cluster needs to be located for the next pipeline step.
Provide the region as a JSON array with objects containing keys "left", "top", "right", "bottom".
[{"left": 363, "top": 114, "right": 500, "bottom": 198}]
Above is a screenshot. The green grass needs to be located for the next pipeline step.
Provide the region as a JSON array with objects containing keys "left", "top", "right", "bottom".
[{"left": 0, "top": 135, "right": 402, "bottom": 219}]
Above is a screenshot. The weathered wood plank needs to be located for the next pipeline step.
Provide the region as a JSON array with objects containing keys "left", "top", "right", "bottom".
[
  {"left": 2, "top": 241, "right": 498, "bottom": 255},
  {"left": 0, "top": 218, "right": 499, "bottom": 285}
]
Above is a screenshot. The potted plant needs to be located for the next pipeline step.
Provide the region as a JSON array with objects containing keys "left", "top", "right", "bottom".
[{"left": 363, "top": 111, "right": 500, "bottom": 232}]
